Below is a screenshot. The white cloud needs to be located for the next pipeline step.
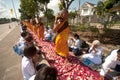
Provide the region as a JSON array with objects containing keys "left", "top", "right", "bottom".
[
  {"left": 0, "top": 0, "right": 20, "bottom": 19},
  {"left": 47, "top": 0, "right": 59, "bottom": 14},
  {"left": 0, "top": 0, "right": 13, "bottom": 18}
]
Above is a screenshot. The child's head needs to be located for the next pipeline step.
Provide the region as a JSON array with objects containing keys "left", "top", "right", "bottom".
[
  {"left": 21, "top": 31, "right": 27, "bottom": 38},
  {"left": 23, "top": 45, "right": 37, "bottom": 58},
  {"left": 24, "top": 35, "right": 33, "bottom": 45},
  {"left": 74, "top": 33, "right": 80, "bottom": 39},
  {"left": 34, "top": 65, "right": 58, "bottom": 80}
]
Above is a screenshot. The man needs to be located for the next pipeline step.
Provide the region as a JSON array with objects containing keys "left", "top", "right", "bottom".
[
  {"left": 53, "top": 9, "right": 70, "bottom": 64},
  {"left": 100, "top": 49, "right": 120, "bottom": 80}
]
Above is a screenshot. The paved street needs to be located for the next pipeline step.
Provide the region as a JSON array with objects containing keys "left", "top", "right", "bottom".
[{"left": 0, "top": 22, "right": 23, "bottom": 80}]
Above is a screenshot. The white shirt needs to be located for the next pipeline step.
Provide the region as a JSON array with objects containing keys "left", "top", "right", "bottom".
[
  {"left": 100, "top": 49, "right": 120, "bottom": 76},
  {"left": 70, "top": 39, "right": 81, "bottom": 49},
  {"left": 74, "top": 39, "right": 81, "bottom": 49},
  {"left": 22, "top": 56, "right": 36, "bottom": 80},
  {"left": 19, "top": 37, "right": 25, "bottom": 44},
  {"left": 82, "top": 46, "right": 103, "bottom": 64},
  {"left": 48, "top": 28, "right": 53, "bottom": 36},
  {"left": 29, "top": 75, "right": 35, "bottom": 80}
]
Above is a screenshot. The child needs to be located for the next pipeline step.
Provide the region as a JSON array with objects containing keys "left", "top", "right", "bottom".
[
  {"left": 69, "top": 33, "right": 82, "bottom": 56},
  {"left": 22, "top": 45, "right": 39, "bottom": 80},
  {"left": 29, "top": 64, "right": 58, "bottom": 80}
]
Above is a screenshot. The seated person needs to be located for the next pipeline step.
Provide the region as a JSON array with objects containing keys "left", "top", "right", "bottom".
[
  {"left": 24, "top": 35, "right": 34, "bottom": 47},
  {"left": 48, "top": 26, "right": 54, "bottom": 37},
  {"left": 81, "top": 40, "right": 103, "bottom": 65},
  {"left": 29, "top": 64, "right": 58, "bottom": 80},
  {"left": 44, "top": 27, "right": 52, "bottom": 41},
  {"left": 13, "top": 31, "right": 28, "bottom": 55},
  {"left": 69, "top": 33, "right": 82, "bottom": 56},
  {"left": 20, "top": 22, "right": 27, "bottom": 33},
  {"left": 22, "top": 45, "right": 40, "bottom": 80},
  {"left": 100, "top": 49, "right": 120, "bottom": 80}
]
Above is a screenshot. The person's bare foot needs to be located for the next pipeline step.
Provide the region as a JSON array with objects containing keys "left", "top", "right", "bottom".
[{"left": 65, "top": 58, "right": 71, "bottom": 65}]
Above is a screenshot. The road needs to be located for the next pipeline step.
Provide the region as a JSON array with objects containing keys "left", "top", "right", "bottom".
[
  {"left": 0, "top": 22, "right": 23, "bottom": 80},
  {"left": 0, "top": 22, "right": 18, "bottom": 41}
]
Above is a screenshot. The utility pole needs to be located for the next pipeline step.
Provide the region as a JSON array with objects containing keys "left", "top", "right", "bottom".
[
  {"left": 78, "top": 0, "right": 80, "bottom": 23},
  {"left": 11, "top": 0, "right": 17, "bottom": 19}
]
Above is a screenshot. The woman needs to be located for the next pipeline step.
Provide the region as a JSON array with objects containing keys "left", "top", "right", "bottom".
[
  {"left": 53, "top": 9, "right": 70, "bottom": 63},
  {"left": 81, "top": 40, "right": 103, "bottom": 65}
]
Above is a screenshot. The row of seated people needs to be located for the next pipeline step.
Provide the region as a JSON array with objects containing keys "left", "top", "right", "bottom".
[
  {"left": 13, "top": 21, "right": 55, "bottom": 56},
  {"left": 68, "top": 33, "right": 120, "bottom": 80},
  {"left": 13, "top": 22, "right": 59, "bottom": 80},
  {"left": 16, "top": 20, "right": 120, "bottom": 80}
]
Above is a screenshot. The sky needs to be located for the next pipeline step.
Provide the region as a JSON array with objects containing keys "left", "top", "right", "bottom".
[{"left": 0, "top": 0, "right": 99, "bottom": 19}]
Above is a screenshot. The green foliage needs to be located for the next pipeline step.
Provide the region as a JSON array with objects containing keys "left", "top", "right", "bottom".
[
  {"left": 103, "top": 28, "right": 112, "bottom": 33},
  {"left": 11, "top": 18, "right": 18, "bottom": 21},
  {"left": 69, "top": 11, "right": 77, "bottom": 19},
  {"left": 88, "top": 26, "right": 99, "bottom": 32},
  {"left": 58, "top": 0, "right": 74, "bottom": 10},
  {"left": 58, "top": 2, "right": 64, "bottom": 10},
  {"left": 35, "top": 0, "right": 50, "bottom": 26},
  {"left": 96, "top": 1, "right": 105, "bottom": 16},
  {"left": 19, "top": 0, "right": 39, "bottom": 20},
  {"left": 0, "top": 18, "right": 10, "bottom": 24},
  {"left": 104, "top": 0, "right": 119, "bottom": 10},
  {"left": 44, "top": 8, "right": 55, "bottom": 21},
  {"left": 70, "top": 24, "right": 88, "bottom": 32},
  {"left": 95, "top": 0, "right": 120, "bottom": 28},
  {"left": 36, "top": 0, "right": 49, "bottom": 4}
]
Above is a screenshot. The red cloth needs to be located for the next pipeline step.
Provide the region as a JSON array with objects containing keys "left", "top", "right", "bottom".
[{"left": 29, "top": 29, "right": 101, "bottom": 80}]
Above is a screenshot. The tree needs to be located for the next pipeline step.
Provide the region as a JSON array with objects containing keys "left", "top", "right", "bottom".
[
  {"left": 0, "top": 18, "right": 10, "bottom": 24},
  {"left": 19, "top": 0, "right": 39, "bottom": 20},
  {"left": 95, "top": 0, "right": 120, "bottom": 28},
  {"left": 11, "top": 18, "right": 18, "bottom": 21},
  {"left": 58, "top": 0, "right": 74, "bottom": 10},
  {"left": 35, "top": 0, "right": 50, "bottom": 26},
  {"left": 69, "top": 11, "right": 77, "bottom": 24},
  {"left": 44, "top": 8, "right": 55, "bottom": 22}
]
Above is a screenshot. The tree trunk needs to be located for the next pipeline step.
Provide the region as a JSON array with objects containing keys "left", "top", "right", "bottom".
[{"left": 45, "top": 2, "right": 48, "bottom": 27}]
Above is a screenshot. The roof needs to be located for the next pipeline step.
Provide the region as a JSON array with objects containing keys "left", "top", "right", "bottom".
[
  {"left": 109, "top": 1, "right": 120, "bottom": 12},
  {"left": 86, "top": 2, "right": 96, "bottom": 6},
  {"left": 81, "top": 2, "right": 96, "bottom": 8}
]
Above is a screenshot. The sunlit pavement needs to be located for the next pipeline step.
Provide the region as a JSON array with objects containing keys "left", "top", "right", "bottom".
[{"left": 0, "top": 22, "right": 23, "bottom": 80}]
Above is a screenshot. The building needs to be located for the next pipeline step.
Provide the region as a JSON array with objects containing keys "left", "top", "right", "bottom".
[
  {"left": 80, "top": 2, "right": 96, "bottom": 16},
  {"left": 79, "top": 2, "right": 98, "bottom": 23}
]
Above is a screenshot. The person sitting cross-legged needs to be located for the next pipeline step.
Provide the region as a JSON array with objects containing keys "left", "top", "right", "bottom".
[
  {"left": 81, "top": 40, "right": 103, "bottom": 65},
  {"left": 100, "top": 49, "right": 120, "bottom": 80},
  {"left": 69, "top": 33, "right": 82, "bottom": 56}
]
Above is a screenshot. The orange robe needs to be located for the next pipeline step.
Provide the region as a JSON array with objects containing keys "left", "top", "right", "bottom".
[
  {"left": 27, "top": 23, "right": 32, "bottom": 30},
  {"left": 37, "top": 24, "right": 44, "bottom": 40},
  {"left": 54, "top": 21, "right": 70, "bottom": 58}
]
